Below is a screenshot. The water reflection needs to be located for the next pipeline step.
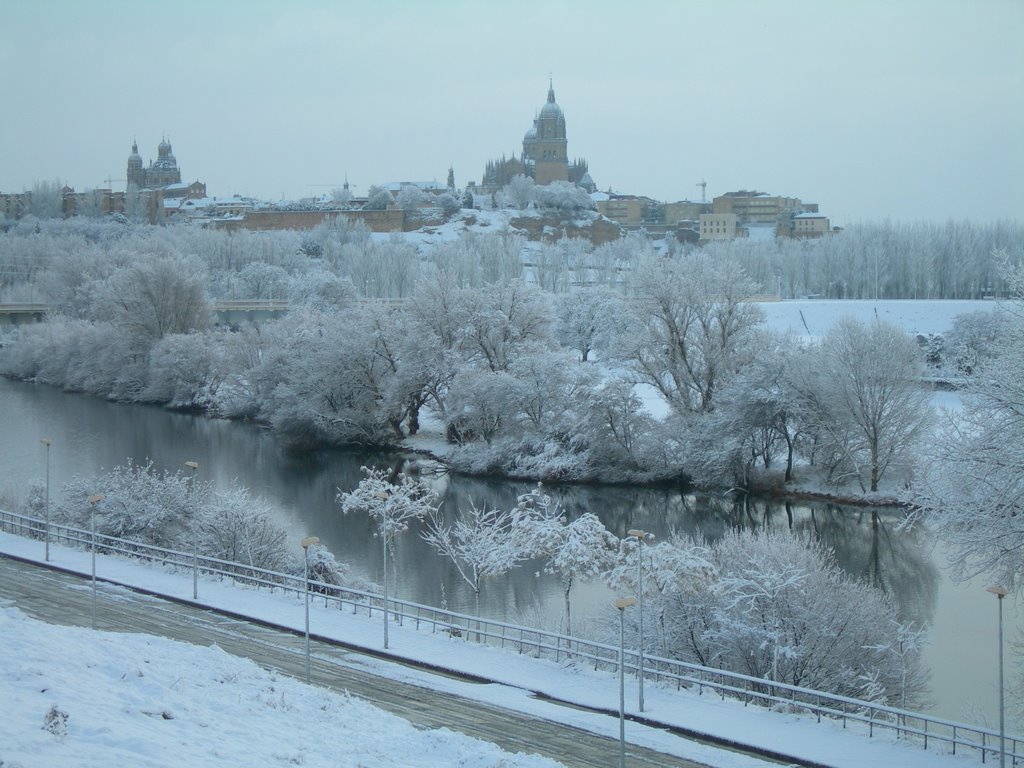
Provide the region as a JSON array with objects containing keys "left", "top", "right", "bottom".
[{"left": 0, "top": 377, "right": 989, "bottom": 724}]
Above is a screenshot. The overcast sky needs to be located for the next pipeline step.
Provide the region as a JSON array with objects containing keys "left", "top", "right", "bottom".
[{"left": 1, "top": 0, "right": 1021, "bottom": 225}]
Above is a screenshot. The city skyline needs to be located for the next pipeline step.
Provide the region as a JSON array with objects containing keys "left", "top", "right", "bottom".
[{"left": 1, "top": 0, "right": 1021, "bottom": 226}]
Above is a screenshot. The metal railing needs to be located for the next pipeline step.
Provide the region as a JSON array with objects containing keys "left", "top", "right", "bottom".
[{"left": 1, "top": 508, "right": 1019, "bottom": 764}]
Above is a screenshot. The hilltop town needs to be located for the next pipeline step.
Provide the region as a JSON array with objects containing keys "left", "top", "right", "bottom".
[{"left": 1, "top": 83, "right": 834, "bottom": 246}]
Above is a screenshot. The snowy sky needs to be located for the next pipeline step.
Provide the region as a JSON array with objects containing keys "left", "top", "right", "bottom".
[{"left": 1, "top": 0, "right": 1021, "bottom": 225}]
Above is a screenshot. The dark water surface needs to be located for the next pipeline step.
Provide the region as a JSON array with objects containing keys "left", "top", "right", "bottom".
[{"left": 0, "top": 377, "right": 1018, "bottom": 731}]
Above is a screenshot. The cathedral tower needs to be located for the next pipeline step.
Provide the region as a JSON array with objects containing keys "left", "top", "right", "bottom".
[
  {"left": 126, "top": 140, "right": 144, "bottom": 188},
  {"left": 529, "top": 81, "right": 569, "bottom": 185}
]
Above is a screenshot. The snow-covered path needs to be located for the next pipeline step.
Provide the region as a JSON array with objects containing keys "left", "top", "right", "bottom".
[
  {"left": 0, "top": 532, "right": 994, "bottom": 768},
  {"left": 0, "top": 554, "right": 708, "bottom": 768}
]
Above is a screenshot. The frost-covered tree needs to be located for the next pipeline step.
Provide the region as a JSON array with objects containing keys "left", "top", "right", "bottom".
[
  {"left": 337, "top": 468, "right": 440, "bottom": 603},
  {"left": 233, "top": 262, "right": 289, "bottom": 299},
  {"left": 444, "top": 368, "right": 514, "bottom": 445},
  {"left": 330, "top": 185, "right": 353, "bottom": 207},
  {"left": 689, "top": 331, "right": 803, "bottom": 488},
  {"left": 581, "top": 377, "right": 657, "bottom": 474},
  {"left": 421, "top": 502, "right": 522, "bottom": 615},
  {"left": 943, "top": 308, "right": 1005, "bottom": 376},
  {"left": 663, "top": 531, "right": 928, "bottom": 705},
  {"left": 605, "top": 537, "right": 715, "bottom": 657},
  {"left": 805, "top": 317, "right": 932, "bottom": 492},
  {"left": 912, "top": 290, "right": 1024, "bottom": 586},
  {"left": 511, "top": 485, "right": 618, "bottom": 638},
  {"left": 96, "top": 255, "right": 212, "bottom": 349},
  {"left": 531, "top": 181, "right": 594, "bottom": 212},
  {"left": 496, "top": 174, "right": 535, "bottom": 210},
  {"left": 263, "top": 307, "right": 410, "bottom": 447},
  {"left": 287, "top": 269, "right": 357, "bottom": 313},
  {"left": 396, "top": 184, "right": 429, "bottom": 211},
  {"left": 556, "top": 287, "right": 629, "bottom": 362},
  {"left": 364, "top": 185, "right": 393, "bottom": 210},
  {"left": 455, "top": 280, "right": 554, "bottom": 372},
  {"left": 619, "top": 254, "right": 763, "bottom": 413},
  {"left": 145, "top": 331, "right": 219, "bottom": 408},
  {"left": 435, "top": 192, "right": 461, "bottom": 217}
]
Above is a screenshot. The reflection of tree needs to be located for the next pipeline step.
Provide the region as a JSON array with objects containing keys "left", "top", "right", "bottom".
[{"left": 743, "top": 497, "right": 938, "bottom": 628}]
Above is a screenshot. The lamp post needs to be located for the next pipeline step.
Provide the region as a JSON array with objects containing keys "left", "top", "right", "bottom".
[
  {"left": 301, "top": 536, "right": 320, "bottom": 684},
  {"left": 626, "top": 528, "right": 652, "bottom": 712},
  {"left": 373, "top": 492, "right": 390, "bottom": 650},
  {"left": 987, "top": 585, "right": 1008, "bottom": 768},
  {"left": 614, "top": 596, "right": 636, "bottom": 768},
  {"left": 88, "top": 494, "right": 104, "bottom": 629},
  {"left": 40, "top": 438, "right": 52, "bottom": 561},
  {"left": 184, "top": 461, "right": 199, "bottom": 600}
]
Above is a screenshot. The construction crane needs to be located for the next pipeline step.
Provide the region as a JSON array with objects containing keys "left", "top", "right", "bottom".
[{"left": 696, "top": 178, "right": 707, "bottom": 203}]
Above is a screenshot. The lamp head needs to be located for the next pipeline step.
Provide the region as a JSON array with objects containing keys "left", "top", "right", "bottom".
[
  {"left": 987, "top": 585, "right": 1008, "bottom": 598},
  {"left": 301, "top": 536, "right": 320, "bottom": 550},
  {"left": 614, "top": 597, "right": 636, "bottom": 610}
]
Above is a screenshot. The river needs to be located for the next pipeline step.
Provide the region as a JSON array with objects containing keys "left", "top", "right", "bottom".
[{"left": 0, "top": 377, "right": 1019, "bottom": 732}]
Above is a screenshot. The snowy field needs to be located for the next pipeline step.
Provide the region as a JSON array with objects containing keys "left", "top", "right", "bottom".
[
  {"left": 756, "top": 298, "right": 998, "bottom": 340},
  {"left": 0, "top": 532, "right": 991, "bottom": 768}
]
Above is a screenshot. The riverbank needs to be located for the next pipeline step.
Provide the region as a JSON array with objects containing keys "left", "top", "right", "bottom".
[{"left": 0, "top": 375, "right": 1017, "bottom": 731}]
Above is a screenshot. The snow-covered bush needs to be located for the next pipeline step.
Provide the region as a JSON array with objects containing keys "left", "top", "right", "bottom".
[
  {"left": 647, "top": 531, "right": 928, "bottom": 708},
  {"left": 145, "top": 331, "right": 218, "bottom": 409},
  {"left": 531, "top": 181, "right": 594, "bottom": 212},
  {"left": 198, "top": 485, "right": 291, "bottom": 572},
  {"left": 55, "top": 460, "right": 194, "bottom": 549}
]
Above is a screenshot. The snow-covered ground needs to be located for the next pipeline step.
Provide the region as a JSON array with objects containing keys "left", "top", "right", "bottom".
[
  {"left": 0, "top": 605, "right": 562, "bottom": 768},
  {"left": 757, "top": 298, "right": 998, "bottom": 341},
  {"left": 0, "top": 532, "right": 992, "bottom": 768}
]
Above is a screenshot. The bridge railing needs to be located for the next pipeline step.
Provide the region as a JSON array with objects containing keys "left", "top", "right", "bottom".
[{"left": 1, "top": 508, "right": 1019, "bottom": 764}]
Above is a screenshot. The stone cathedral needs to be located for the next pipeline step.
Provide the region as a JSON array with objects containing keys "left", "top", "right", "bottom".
[
  {"left": 481, "top": 81, "right": 594, "bottom": 193},
  {"left": 126, "top": 138, "right": 182, "bottom": 190}
]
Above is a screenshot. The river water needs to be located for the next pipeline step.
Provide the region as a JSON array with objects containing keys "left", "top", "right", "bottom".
[{"left": 0, "top": 377, "right": 1019, "bottom": 732}]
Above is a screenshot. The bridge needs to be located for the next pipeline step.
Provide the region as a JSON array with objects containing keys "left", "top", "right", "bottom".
[
  {"left": 0, "top": 303, "right": 47, "bottom": 325},
  {"left": 0, "top": 300, "right": 292, "bottom": 327}
]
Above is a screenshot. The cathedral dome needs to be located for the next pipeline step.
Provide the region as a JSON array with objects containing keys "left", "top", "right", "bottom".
[
  {"left": 540, "top": 100, "right": 562, "bottom": 119},
  {"left": 539, "top": 83, "right": 563, "bottom": 119},
  {"left": 523, "top": 124, "right": 537, "bottom": 142}
]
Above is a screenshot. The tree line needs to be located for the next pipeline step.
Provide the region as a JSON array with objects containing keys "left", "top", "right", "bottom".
[{"left": 1, "top": 212, "right": 1020, "bottom": 304}]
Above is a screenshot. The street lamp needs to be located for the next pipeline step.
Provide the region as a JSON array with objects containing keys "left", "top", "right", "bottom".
[
  {"left": 184, "top": 461, "right": 199, "bottom": 600},
  {"left": 88, "top": 494, "right": 104, "bottom": 629},
  {"left": 987, "top": 585, "right": 1008, "bottom": 768},
  {"left": 614, "top": 596, "right": 636, "bottom": 768},
  {"left": 301, "top": 536, "right": 320, "bottom": 684},
  {"left": 626, "top": 528, "right": 653, "bottom": 712},
  {"left": 40, "top": 438, "right": 52, "bottom": 561},
  {"left": 373, "top": 491, "right": 391, "bottom": 650}
]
